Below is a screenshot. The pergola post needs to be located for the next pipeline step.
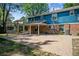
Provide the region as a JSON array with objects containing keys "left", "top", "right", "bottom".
[
  {"left": 23, "top": 19, "right": 25, "bottom": 33},
  {"left": 17, "top": 23, "right": 19, "bottom": 34},
  {"left": 14, "top": 24, "right": 16, "bottom": 31},
  {"left": 38, "top": 24, "right": 40, "bottom": 35},
  {"left": 29, "top": 25, "right": 31, "bottom": 35}
]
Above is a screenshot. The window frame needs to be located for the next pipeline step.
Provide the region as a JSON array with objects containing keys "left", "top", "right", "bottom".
[
  {"left": 70, "top": 10, "right": 75, "bottom": 16},
  {"left": 52, "top": 13, "right": 57, "bottom": 20}
]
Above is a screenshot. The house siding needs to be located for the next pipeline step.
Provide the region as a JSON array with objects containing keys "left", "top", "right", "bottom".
[
  {"left": 27, "top": 7, "right": 79, "bottom": 35},
  {"left": 28, "top": 9, "right": 79, "bottom": 24}
]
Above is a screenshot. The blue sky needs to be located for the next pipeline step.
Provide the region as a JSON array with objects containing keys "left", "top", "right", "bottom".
[
  {"left": 12, "top": 3, "right": 64, "bottom": 21},
  {"left": 49, "top": 3, "right": 64, "bottom": 11}
]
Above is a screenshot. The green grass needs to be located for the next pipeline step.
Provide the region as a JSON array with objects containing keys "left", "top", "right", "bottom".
[
  {"left": 0, "top": 34, "right": 17, "bottom": 37},
  {"left": 0, "top": 38, "right": 57, "bottom": 56},
  {"left": 0, "top": 34, "right": 7, "bottom": 37},
  {"left": 0, "top": 38, "right": 34, "bottom": 56}
]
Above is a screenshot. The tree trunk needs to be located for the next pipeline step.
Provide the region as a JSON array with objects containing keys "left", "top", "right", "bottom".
[
  {"left": 2, "top": 4, "right": 6, "bottom": 33},
  {"left": 2, "top": 4, "right": 10, "bottom": 33},
  {"left": 3, "top": 22, "right": 6, "bottom": 33}
]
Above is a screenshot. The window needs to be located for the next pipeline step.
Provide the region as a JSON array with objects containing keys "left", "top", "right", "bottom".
[
  {"left": 33, "top": 18, "right": 35, "bottom": 22},
  {"left": 70, "top": 10, "right": 74, "bottom": 15},
  {"left": 32, "top": 18, "right": 35, "bottom": 23},
  {"left": 41, "top": 16, "right": 43, "bottom": 20},
  {"left": 40, "top": 16, "right": 43, "bottom": 22},
  {"left": 7, "top": 27, "right": 14, "bottom": 30},
  {"left": 29, "top": 18, "right": 32, "bottom": 23},
  {"left": 52, "top": 13, "right": 57, "bottom": 20},
  {"left": 53, "top": 16, "right": 57, "bottom": 20},
  {"left": 78, "top": 17, "right": 79, "bottom": 21}
]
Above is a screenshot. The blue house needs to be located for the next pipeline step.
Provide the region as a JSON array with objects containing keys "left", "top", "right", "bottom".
[{"left": 25, "top": 6, "right": 79, "bottom": 35}]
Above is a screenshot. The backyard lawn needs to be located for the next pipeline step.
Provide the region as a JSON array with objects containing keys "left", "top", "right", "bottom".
[{"left": 0, "top": 36, "right": 55, "bottom": 56}]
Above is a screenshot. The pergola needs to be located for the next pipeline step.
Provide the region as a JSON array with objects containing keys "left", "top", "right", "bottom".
[
  {"left": 26, "top": 23, "right": 47, "bottom": 35},
  {"left": 25, "top": 22, "right": 61, "bottom": 35}
]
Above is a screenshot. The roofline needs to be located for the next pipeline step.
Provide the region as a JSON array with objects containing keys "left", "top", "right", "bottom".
[
  {"left": 27, "top": 6, "right": 79, "bottom": 18},
  {"left": 25, "top": 22, "right": 79, "bottom": 26}
]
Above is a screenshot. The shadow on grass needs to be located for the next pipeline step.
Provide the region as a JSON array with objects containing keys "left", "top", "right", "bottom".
[
  {"left": 0, "top": 38, "right": 59, "bottom": 56},
  {"left": 0, "top": 38, "right": 38, "bottom": 56}
]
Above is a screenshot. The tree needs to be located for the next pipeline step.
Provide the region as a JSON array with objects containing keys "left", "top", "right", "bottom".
[
  {"left": 0, "top": 7, "right": 3, "bottom": 25},
  {"left": 64, "top": 3, "right": 79, "bottom": 8},
  {"left": 0, "top": 7, "right": 2, "bottom": 20},
  {"left": 0, "top": 3, "right": 21, "bottom": 33},
  {"left": 22, "top": 3, "right": 49, "bottom": 16}
]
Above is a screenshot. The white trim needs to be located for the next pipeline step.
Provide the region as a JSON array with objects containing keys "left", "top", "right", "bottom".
[
  {"left": 58, "top": 22, "right": 79, "bottom": 25},
  {"left": 70, "top": 10, "right": 75, "bottom": 15},
  {"left": 48, "top": 22, "right": 79, "bottom": 25},
  {"left": 25, "top": 22, "right": 79, "bottom": 26}
]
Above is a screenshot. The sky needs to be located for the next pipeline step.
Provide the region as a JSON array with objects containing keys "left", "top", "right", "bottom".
[
  {"left": 11, "top": 3, "right": 64, "bottom": 21},
  {"left": 48, "top": 3, "right": 64, "bottom": 12}
]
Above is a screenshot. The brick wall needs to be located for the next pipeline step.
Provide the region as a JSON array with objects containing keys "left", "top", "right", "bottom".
[{"left": 64, "top": 24, "right": 79, "bottom": 35}]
